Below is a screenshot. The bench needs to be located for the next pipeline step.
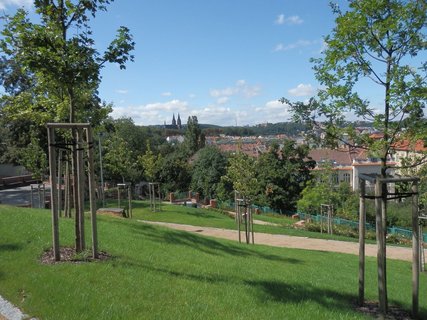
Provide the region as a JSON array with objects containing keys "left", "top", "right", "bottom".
[
  {"left": 96, "top": 207, "right": 127, "bottom": 218},
  {"left": 0, "top": 175, "right": 39, "bottom": 189}
]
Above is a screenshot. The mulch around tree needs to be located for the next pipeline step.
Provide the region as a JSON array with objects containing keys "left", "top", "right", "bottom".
[
  {"left": 40, "top": 247, "right": 111, "bottom": 265},
  {"left": 355, "top": 301, "right": 414, "bottom": 320}
]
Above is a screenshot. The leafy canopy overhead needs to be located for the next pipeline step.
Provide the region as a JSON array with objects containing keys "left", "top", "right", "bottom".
[
  {"left": 282, "top": 0, "right": 427, "bottom": 174},
  {"left": 0, "top": 0, "right": 135, "bottom": 125}
]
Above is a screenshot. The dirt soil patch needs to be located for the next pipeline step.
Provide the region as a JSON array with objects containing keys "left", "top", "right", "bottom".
[{"left": 41, "top": 247, "right": 111, "bottom": 265}]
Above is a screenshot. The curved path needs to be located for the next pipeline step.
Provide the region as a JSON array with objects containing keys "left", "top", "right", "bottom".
[{"left": 139, "top": 220, "right": 415, "bottom": 262}]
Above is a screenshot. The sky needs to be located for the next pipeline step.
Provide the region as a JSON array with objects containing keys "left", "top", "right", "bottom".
[{"left": 0, "top": 0, "right": 388, "bottom": 126}]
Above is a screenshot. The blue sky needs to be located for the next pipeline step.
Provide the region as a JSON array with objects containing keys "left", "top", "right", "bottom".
[{"left": 1, "top": 0, "right": 386, "bottom": 126}]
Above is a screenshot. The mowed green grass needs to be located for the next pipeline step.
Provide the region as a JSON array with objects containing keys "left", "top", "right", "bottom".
[
  {"left": 133, "top": 201, "right": 366, "bottom": 242},
  {"left": 1, "top": 204, "right": 427, "bottom": 319}
]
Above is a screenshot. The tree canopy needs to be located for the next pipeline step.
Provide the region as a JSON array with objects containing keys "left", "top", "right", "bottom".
[
  {"left": 282, "top": 0, "right": 427, "bottom": 175},
  {"left": 190, "top": 146, "right": 227, "bottom": 199},
  {"left": 256, "top": 141, "right": 315, "bottom": 212},
  {"left": 0, "top": 0, "right": 134, "bottom": 126}
]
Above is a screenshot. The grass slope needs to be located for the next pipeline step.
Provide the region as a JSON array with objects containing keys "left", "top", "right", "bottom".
[
  {"left": 1, "top": 204, "right": 426, "bottom": 319},
  {"left": 133, "top": 201, "right": 366, "bottom": 242}
]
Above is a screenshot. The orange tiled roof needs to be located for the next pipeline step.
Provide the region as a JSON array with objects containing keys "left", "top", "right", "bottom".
[{"left": 392, "top": 139, "right": 427, "bottom": 152}]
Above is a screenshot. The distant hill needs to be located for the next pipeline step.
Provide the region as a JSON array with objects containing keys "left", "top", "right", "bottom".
[{"left": 149, "top": 121, "right": 374, "bottom": 137}]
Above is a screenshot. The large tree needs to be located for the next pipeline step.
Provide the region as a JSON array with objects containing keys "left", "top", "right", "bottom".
[
  {"left": 256, "top": 141, "right": 315, "bottom": 213},
  {"left": 190, "top": 146, "right": 227, "bottom": 199},
  {"left": 282, "top": 0, "right": 427, "bottom": 176},
  {"left": 184, "top": 116, "right": 205, "bottom": 156}
]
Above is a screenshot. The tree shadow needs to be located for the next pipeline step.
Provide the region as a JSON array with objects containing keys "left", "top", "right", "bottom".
[
  {"left": 0, "top": 243, "right": 23, "bottom": 251},
  {"left": 180, "top": 209, "right": 223, "bottom": 219},
  {"left": 246, "top": 279, "right": 365, "bottom": 316},
  {"left": 117, "top": 257, "right": 234, "bottom": 285},
  {"left": 128, "top": 223, "right": 301, "bottom": 264},
  {"left": 246, "top": 279, "right": 426, "bottom": 319}
]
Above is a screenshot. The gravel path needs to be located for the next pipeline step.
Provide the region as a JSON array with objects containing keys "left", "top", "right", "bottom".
[{"left": 138, "top": 220, "right": 415, "bottom": 262}]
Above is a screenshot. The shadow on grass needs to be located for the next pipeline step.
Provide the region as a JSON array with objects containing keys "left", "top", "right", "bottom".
[
  {"left": 0, "top": 243, "right": 23, "bottom": 251},
  {"left": 180, "top": 209, "right": 222, "bottom": 220},
  {"left": 119, "top": 258, "right": 235, "bottom": 285},
  {"left": 128, "top": 223, "right": 301, "bottom": 264},
  {"left": 246, "top": 279, "right": 427, "bottom": 319},
  {"left": 129, "top": 201, "right": 150, "bottom": 209},
  {"left": 247, "top": 279, "right": 361, "bottom": 314}
]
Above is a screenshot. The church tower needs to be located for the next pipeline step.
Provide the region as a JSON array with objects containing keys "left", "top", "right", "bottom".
[
  {"left": 172, "top": 113, "right": 177, "bottom": 127},
  {"left": 177, "top": 113, "right": 182, "bottom": 129}
]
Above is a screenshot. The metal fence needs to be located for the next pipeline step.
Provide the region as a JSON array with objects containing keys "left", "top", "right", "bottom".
[
  {"left": 216, "top": 200, "right": 427, "bottom": 242},
  {"left": 297, "top": 211, "right": 427, "bottom": 242}
]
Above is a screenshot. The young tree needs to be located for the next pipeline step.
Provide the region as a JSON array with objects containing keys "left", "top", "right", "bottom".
[
  {"left": 19, "top": 131, "right": 48, "bottom": 182},
  {"left": 138, "top": 141, "right": 162, "bottom": 182},
  {"left": 103, "top": 135, "right": 137, "bottom": 183},
  {"left": 282, "top": 0, "right": 427, "bottom": 176},
  {"left": 281, "top": 1, "right": 427, "bottom": 314},
  {"left": 0, "top": 1, "right": 134, "bottom": 125},
  {"left": 0, "top": 1, "right": 135, "bottom": 254},
  {"left": 225, "top": 150, "right": 258, "bottom": 202}
]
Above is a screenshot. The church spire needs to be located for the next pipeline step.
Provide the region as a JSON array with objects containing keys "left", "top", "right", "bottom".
[
  {"left": 177, "top": 113, "right": 182, "bottom": 129},
  {"left": 172, "top": 113, "right": 176, "bottom": 126}
]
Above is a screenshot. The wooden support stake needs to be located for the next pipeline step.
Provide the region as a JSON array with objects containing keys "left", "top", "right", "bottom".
[
  {"left": 251, "top": 207, "right": 254, "bottom": 244},
  {"left": 72, "top": 127, "right": 81, "bottom": 252},
  {"left": 57, "top": 150, "right": 62, "bottom": 217},
  {"left": 47, "top": 127, "right": 60, "bottom": 261},
  {"left": 412, "top": 181, "right": 419, "bottom": 318},
  {"left": 158, "top": 183, "right": 161, "bottom": 211},
  {"left": 77, "top": 128, "right": 85, "bottom": 250},
  {"left": 375, "top": 178, "right": 387, "bottom": 315},
  {"left": 128, "top": 185, "right": 132, "bottom": 219},
  {"left": 358, "top": 178, "right": 366, "bottom": 306},
  {"left": 86, "top": 127, "right": 98, "bottom": 259}
]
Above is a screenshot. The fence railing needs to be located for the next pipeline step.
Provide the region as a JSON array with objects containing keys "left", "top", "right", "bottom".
[
  {"left": 297, "top": 212, "right": 427, "bottom": 242},
  {"left": 216, "top": 200, "right": 427, "bottom": 242}
]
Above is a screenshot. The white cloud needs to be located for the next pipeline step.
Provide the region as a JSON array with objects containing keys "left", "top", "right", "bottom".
[
  {"left": 210, "top": 87, "right": 236, "bottom": 98},
  {"left": 188, "top": 93, "right": 196, "bottom": 99},
  {"left": 189, "top": 106, "right": 237, "bottom": 126},
  {"left": 144, "top": 99, "right": 188, "bottom": 112},
  {"left": 0, "top": 0, "right": 32, "bottom": 10},
  {"left": 288, "top": 83, "right": 315, "bottom": 97},
  {"left": 217, "top": 96, "right": 229, "bottom": 104},
  {"left": 275, "top": 14, "right": 285, "bottom": 25},
  {"left": 210, "top": 80, "right": 261, "bottom": 101},
  {"left": 111, "top": 99, "right": 188, "bottom": 125},
  {"left": 273, "top": 40, "right": 314, "bottom": 52},
  {"left": 236, "top": 79, "right": 246, "bottom": 87},
  {"left": 116, "top": 89, "right": 128, "bottom": 94},
  {"left": 254, "top": 100, "right": 292, "bottom": 122},
  {"left": 275, "top": 14, "right": 303, "bottom": 25},
  {"left": 286, "top": 15, "right": 303, "bottom": 25},
  {"left": 161, "top": 92, "right": 172, "bottom": 97}
]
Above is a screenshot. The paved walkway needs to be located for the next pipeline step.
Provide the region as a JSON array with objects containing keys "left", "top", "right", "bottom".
[
  {"left": 138, "top": 220, "right": 416, "bottom": 262},
  {"left": 0, "top": 185, "right": 49, "bottom": 208}
]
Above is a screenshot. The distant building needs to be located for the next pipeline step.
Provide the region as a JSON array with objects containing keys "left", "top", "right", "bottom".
[
  {"left": 164, "top": 113, "right": 183, "bottom": 130},
  {"left": 308, "top": 147, "right": 395, "bottom": 191}
]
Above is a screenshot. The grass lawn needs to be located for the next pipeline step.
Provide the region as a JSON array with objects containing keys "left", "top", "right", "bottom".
[
  {"left": 132, "top": 201, "right": 371, "bottom": 243},
  {"left": 1, "top": 204, "right": 426, "bottom": 319}
]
